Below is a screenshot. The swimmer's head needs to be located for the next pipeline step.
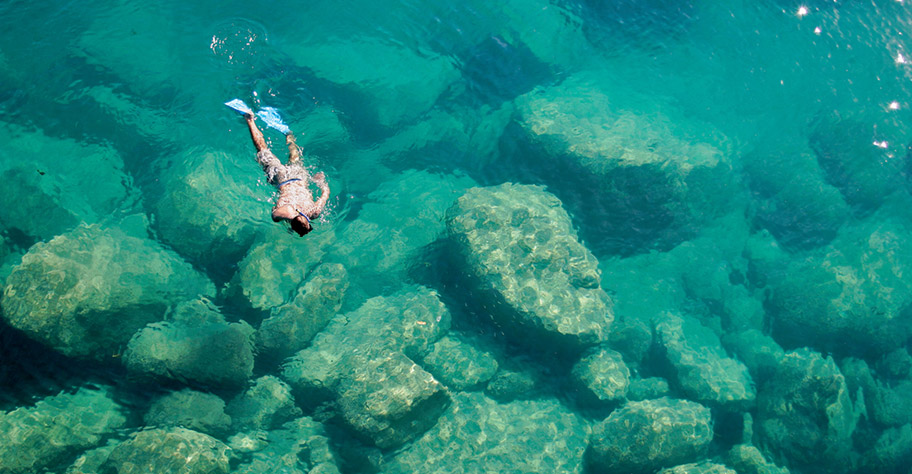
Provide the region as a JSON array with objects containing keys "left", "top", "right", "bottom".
[{"left": 289, "top": 215, "right": 313, "bottom": 237}]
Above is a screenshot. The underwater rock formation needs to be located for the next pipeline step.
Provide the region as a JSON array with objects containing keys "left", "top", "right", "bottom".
[
  {"left": 100, "top": 427, "right": 231, "bottom": 474},
  {"left": 255, "top": 262, "right": 349, "bottom": 365},
  {"left": 419, "top": 334, "right": 499, "bottom": 392},
  {"left": 124, "top": 299, "right": 255, "bottom": 387},
  {"left": 282, "top": 287, "right": 451, "bottom": 449},
  {"left": 447, "top": 183, "right": 613, "bottom": 353},
  {"left": 512, "top": 73, "right": 735, "bottom": 253},
  {"left": 571, "top": 347, "right": 630, "bottom": 405},
  {"left": 152, "top": 148, "right": 264, "bottom": 279},
  {"left": 655, "top": 313, "right": 756, "bottom": 408},
  {"left": 0, "top": 122, "right": 134, "bottom": 243},
  {"left": 143, "top": 389, "right": 231, "bottom": 439},
  {"left": 587, "top": 397, "right": 713, "bottom": 474},
  {"left": 755, "top": 349, "right": 856, "bottom": 473},
  {"left": 769, "top": 216, "right": 912, "bottom": 355},
  {"left": 381, "top": 392, "right": 589, "bottom": 474},
  {"left": 0, "top": 386, "right": 126, "bottom": 474},
  {"left": 232, "top": 417, "right": 341, "bottom": 474},
  {"left": 658, "top": 462, "right": 736, "bottom": 474},
  {"left": 0, "top": 223, "right": 213, "bottom": 361},
  {"left": 284, "top": 38, "right": 459, "bottom": 130},
  {"left": 226, "top": 375, "right": 301, "bottom": 432}
]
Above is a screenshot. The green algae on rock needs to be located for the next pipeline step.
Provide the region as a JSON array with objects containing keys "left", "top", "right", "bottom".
[
  {"left": 226, "top": 375, "right": 301, "bottom": 432},
  {"left": 446, "top": 183, "right": 613, "bottom": 352},
  {"left": 0, "top": 386, "right": 126, "bottom": 474},
  {"left": 587, "top": 398, "right": 713, "bottom": 474},
  {"left": 0, "top": 223, "right": 213, "bottom": 361}
]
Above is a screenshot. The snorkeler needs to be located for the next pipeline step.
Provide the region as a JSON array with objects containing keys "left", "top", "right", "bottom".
[{"left": 227, "top": 100, "right": 330, "bottom": 236}]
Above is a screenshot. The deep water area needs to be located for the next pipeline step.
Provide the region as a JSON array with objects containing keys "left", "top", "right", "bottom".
[{"left": 2, "top": 0, "right": 912, "bottom": 473}]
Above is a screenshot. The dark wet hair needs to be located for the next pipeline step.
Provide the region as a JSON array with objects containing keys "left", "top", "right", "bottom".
[{"left": 289, "top": 215, "right": 312, "bottom": 237}]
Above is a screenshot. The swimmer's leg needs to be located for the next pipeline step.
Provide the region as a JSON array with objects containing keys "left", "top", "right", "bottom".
[
  {"left": 246, "top": 115, "right": 268, "bottom": 153},
  {"left": 286, "top": 133, "right": 302, "bottom": 166}
]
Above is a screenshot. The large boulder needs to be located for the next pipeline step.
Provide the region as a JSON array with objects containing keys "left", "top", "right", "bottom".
[
  {"left": 769, "top": 216, "right": 912, "bottom": 355},
  {"left": 755, "top": 349, "right": 857, "bottom": 472},
  {"left": 418, "top": 334, "right": 499, "bottom": 392},
  {"left": 226, "top": 375, "right": 301, "bottom": 432},
  {"left": 446, "top": 183, "right": 613, "bottom": 353},
  {"left": 100, "top": 427, "right": 231, "bottom": 474},
  {"left": 511, "top": 73, "right": 735, "bottom": 253},
  {"left": 231, "top": 417, "right": 341, "bottom": 474},
  {"left": 587, "top": 398, "right": 713, "bottom": 474},
  {"left": 143, "top": 389, "right": 231, "bottom": 439},
  {"left": 255, "top": 263, "right": 349, "bottom": 365},
  {"left": 152, "top": 148, "right": 265, "bottom": 279},
  {"left": 329, "top": 169, "right": 476, "bottom": 295},
  {"left": 124, "top": 299, "right": 255, "bottom": 387},
  {"left": 0, "top": 386, "right": 126, "bottom": 474},
  {"left": 381, "top": 392, "right": 589, "bottom": 474},
  {"left": 0, "top": 223, "right": 213, "bottom": 361},
  {"left": 571, "top": 347, "right": 631, "bottom": 405},
  {"left": 655, "top": 313, "right": 755, "bottom": 408},
  {"left": 282, "top": 287, "right": 452, "bottom": 448},
  {"left": 0, "top": 122, "right": 134, "bottom": 242},
  {"left": 284, "top": 38, "right": 459, "bottom": 129}
]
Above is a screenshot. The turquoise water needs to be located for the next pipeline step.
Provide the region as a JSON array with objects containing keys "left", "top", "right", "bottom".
[{"left": 2, "top": 0, "right": 912, "bottom": 472}]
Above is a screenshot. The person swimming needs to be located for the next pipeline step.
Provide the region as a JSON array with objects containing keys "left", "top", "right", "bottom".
[{"left": 228, "top": 100, "right": 330, "bottom": 236}]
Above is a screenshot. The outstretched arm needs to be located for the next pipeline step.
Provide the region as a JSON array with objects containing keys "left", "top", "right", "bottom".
[
  {"left": 246, "top": 115, "right": 268, "bottom": 152},
  {"left": 310, "top": 172, "right": 331, "bottom": 217}
]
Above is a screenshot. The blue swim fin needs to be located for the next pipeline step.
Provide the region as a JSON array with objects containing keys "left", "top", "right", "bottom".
[
  {"left": 225, "top": 99, "right": 254, "bottom": 116},
  {"left": 257, "top": 107, "right": 291, "bottom": 135}
]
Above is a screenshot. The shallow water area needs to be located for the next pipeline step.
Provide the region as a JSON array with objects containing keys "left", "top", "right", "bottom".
[{"left": 2, "top": 0, "right": 912, "bottom": 473}]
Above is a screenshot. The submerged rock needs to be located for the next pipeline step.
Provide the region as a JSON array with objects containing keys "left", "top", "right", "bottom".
[
  {"left": 0, "top": 223, "right": 213, "bottom": 361},
  {"left": 655, "top": 313, "right": 755, "bottom": 408},
  {"left": 382, "top": 392, "right": 589, "bottom": 474},
  {"left": 124, "top": 299, "right": 255, "bottom": 387},
  {"left": 446, "top": 183, "right": 613, "bottom": 353},
  {"left": 0, "top": 386, "right": 126, "bottom": 474},
  {"left": 330, "top": 170, "right": 476, "bottom": 294},
  {"left": 284, "top": 38, "right": 459, "bottom": 129},
  {"left": 256, "top": 263, "right": 349, "bottom": 364},
  {"left": 143, "top": 389, "right": 231, "bottom": 438},
  {"left": 0, "top": 122, "right": 134, "bottom": 242},
  {"left": 571, "top": 347, "right": 630, "bottom": 404},
  {"left": 233, "top": 417, "right": 341, "bottom": 474},
  {"left": 658, "top": 462, "right": 736, "bottom": 474},
  {"left": 769, "top": 216, "right": 912, "bottom": 355},
  {"left": 587, "top": 398, "right": 713, "bottom": 474},
  {"left": 755, "top": 349, "right": 856, "bottom": 472},
  {"left": 419, "top": 334, "right": 499, "bottom": 391},
  {"left": 226, "top": 375, "right": 301, "bottom": 432},
  {"left": 512, "top": 74, "right": 735, "bottom": 253},
  {"left": 726, "top": 444, "right": 790, "bottom": 474},
  {"left": 100, "top": 427, "right": 230, "bottom": 474},
  {"left": 282, "top": 287, "right": 451, "bottom": 448},
  {"left": 152, "top": 148, "right": 264, "bottom": 279}
]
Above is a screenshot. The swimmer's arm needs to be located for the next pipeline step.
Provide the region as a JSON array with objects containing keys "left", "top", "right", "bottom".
[{"left": 311, "top": 172, "right": 330, "bottom": 217}]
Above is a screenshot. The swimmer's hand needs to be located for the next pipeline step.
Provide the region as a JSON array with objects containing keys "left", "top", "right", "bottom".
[{"left": 312, "top": 171, "right": 326, "bottom": 183}]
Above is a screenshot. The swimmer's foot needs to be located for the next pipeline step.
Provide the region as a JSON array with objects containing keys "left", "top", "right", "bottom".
[{"left": 225, "top": 98, "right": 254, "bottom": 117}]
